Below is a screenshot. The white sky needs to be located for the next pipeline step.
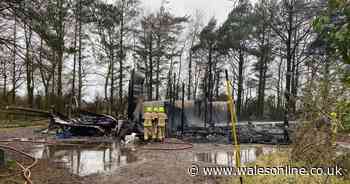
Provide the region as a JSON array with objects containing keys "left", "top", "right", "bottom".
[{"left": 140, "top": 0, "right": 235, "bottom": 24}]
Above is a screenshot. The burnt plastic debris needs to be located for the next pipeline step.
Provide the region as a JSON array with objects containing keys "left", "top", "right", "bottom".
[{"left": 50, "top": 110, "right": 119, "bottom": 137}]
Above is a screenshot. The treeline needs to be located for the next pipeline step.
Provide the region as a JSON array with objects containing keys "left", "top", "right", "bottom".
[
  {"left": 0, "top": 0, "right": 349, "bottom": 124},
  {"left": 0, "top": 0, "right": 188, "bottom": 117}
]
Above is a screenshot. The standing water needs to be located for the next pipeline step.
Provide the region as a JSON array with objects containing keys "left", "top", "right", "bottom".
[
  {"left": 31, "top": 142, "right": 138, "bottom": 176},
  {"left": 193, "top": 146, "right": 276, "bottom": 166}
]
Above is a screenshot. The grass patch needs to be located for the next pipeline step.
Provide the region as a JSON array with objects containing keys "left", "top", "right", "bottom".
[{"left": 221, "top": 151, "right": 350, "bottom": 184}]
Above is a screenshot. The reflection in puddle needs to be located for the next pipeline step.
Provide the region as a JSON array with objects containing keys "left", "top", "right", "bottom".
[
  {"left": 31, "top": 143, "right": 138, "bottom": 176},
  {"left": 194, "top": 146, "right": 275, "bottom": 166}
]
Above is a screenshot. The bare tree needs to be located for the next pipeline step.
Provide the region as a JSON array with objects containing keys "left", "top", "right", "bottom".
[{"left": 186, "top": 10, "right": 203, "bottom": 100}]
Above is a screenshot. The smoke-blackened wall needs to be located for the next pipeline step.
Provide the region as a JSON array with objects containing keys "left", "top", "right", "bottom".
[{"left": 143, "top": 100, "right": 230, "bottom": 135}]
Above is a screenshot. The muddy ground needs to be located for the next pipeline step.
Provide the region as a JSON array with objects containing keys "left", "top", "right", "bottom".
[
  {"left": 0, "top": 127, "right": 348, "bottom": 184},
  {"left": 0, "top": 127, "right": 254, "bottom": 184},
  {"left": 0, "top": 126, "right": 238, "bottom": 184}
]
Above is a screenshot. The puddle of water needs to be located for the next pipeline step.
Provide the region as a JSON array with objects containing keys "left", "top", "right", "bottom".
[
  {"left": 193, "top": 146, "right": 276, "bottom": 166},
  {"left": 31, "top": 142, "right": 138, "bottom": 176}
]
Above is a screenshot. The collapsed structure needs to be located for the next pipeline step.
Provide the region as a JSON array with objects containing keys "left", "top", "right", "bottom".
[
  {"left": 5, "top": 69, "right": 290, "bottom": 144},
  {"left": 125, "top": 70, "right": 290, "bottom": 144},
  {"left": 5, "top": 107, "right": 120, "bottom": 137}
]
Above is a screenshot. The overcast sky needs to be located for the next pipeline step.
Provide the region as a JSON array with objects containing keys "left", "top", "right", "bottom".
[
  {"left": 27, "top": 0, "right": 237, "bottom": 101},
  {"left": 78, "top": 0, "right": 236, "bottom": 101},
  {"left": 140, "top": 0, "right": 235, "bottom": 24}
]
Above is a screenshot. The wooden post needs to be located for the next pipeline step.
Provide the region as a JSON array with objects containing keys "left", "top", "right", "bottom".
[{"left": 0, "top": 149, "right": 5, "bottom": 168}]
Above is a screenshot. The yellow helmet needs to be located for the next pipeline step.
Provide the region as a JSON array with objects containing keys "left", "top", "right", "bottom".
[
  {"left": 144, "top": 106, "right": 153, "bottom": 113},
  {"left": 153, "top": 107, "right": 159, "bottom": 113},
  {"left": 159, "top": 106, "right": 165, "bottom": 113}
]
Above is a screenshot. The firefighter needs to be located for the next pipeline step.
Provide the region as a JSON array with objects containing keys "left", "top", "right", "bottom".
[
  {"left": 152, "top": 106, "right": 159, "bottom": 140},
  {"left": 143, "top": 105, "right": 153, "bottom": 141},
  {"left": 157, "top": 105, "right": 167, "bottom": 141}
]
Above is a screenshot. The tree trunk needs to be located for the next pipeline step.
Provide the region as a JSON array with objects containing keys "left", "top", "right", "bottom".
[
  {"left": 148, "top": 32, "right": 153, "bottom": 101},
  {"left": 72, "top": 12, "right": 77, "bottom": 106},
  {"left": 284, "top": 6, "right": 293, "bottom": 127},
  {"left": 166, "top": 54, "right": 174, "bottom": 99},
  {"left": 193, "top": 64, "right": 200, "bottom": 100},
  {"left": 11, "top": 12, "right": 17, "bottom": 104},
  {"left": 277, "top": 57, "right": 283, "bottom": 110},
  {"left": 78, "top": 0, "right": 83, "bottom": 108},
  {"left": 25, "top": 19, "right": 34, "bottom": 108},
  {"left": 262, "top": 55, "right": 267, "bottom": 115},
  {"left": 257, "top": 56, "right": 264, "bottom": 118},
  {"left": 156, "top": 40, "right": 160, "bottom": 100},
  {"left": 110, "top": 35, "right": 115, "bottom": 115},
  {"left": 176, "top": 50, "right": 184, "bottom": 100},
  {"left": 203, "top": 69, "right": 208, "bottom": 128},
  {"left": 2, "top": 60, "right": 7, "bottom": 103},
  {"left": 155, "top": 13, "right": 162, "bottom": 101},
  {"left": 291, "top": 41, "right": 299, "bottom": 114},
  {"left": 257, "top": 19, "right": 266, "bottom": 119},
  {"left": 173, "top": 73, "right": 176, "bottom": 102},
  {"left": 105, "top": 60, "right": 111, "bottom": 103},
  {"left": 291, "top": 48, "right": 296, "bottom": 113},
  {"left": 56, "top": 0, "right": 65, "bottom": 112},
  {"left": 322, "top": 50, "right": 331, "bottom": 112},
  {"left": 119, "top": 0, "right": 125, "bottom": 109},
  {"left": 187, "top": 49, "right": 192, "bottom": 100},
  {"left": 208, "top": 45, "right": 213, "bottom": 126},
  {"left": 51, "top": 65, "right": 55, "bottom": 107},
  {"left": 215, "top": 71, "right": 220, "bottom": 98},
  {"left": 37, "top": 39, "right": 50, "bottom": 109},
  {"left": 293, "top": 62, "right": 300, "bottom": 110}
]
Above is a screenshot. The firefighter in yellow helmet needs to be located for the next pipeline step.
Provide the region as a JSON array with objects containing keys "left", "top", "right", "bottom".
[
  {"left": 152, "top": 106, "right": 159, "bottom": 140},
  {"left": 143, "top": 106, "right": 153, "bottom": 141},
  {"left": 157, "top": 105, "right": 167, "bottom": 141}
]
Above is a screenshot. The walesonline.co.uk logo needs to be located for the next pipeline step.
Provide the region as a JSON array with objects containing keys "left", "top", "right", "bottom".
[{"left": 188, "top": 164, "right": 344, "bottom": 176}]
